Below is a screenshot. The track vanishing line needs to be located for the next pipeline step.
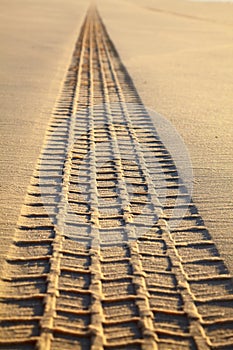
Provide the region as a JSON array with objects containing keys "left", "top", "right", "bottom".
[{"left": 1, "top": 6, "right": 233, "bottom": 350}]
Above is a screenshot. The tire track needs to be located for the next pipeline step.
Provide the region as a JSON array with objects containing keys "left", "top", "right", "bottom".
[{"left": 0, "top": 6, "right": 233, "bottom": 350}]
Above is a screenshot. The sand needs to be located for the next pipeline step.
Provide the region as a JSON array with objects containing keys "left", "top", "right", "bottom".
[
  {"left": 0, "top": 0, "right": 89, "bottom": 264},
  {"left": 0, "top": 2, "right": 233, "bottom": 347},
  {"left": 0, "top": 0, "right": 233, "bottom": 277},
  {"left": 97, "top": 0, "right": 233, "bottom": 273}
]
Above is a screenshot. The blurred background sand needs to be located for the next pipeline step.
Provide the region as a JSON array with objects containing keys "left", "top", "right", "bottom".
[{"left": 1, "top": 0, "right": 233, "bottom": 272}]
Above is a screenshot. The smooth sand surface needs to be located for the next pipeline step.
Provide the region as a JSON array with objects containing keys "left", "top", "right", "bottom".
[{"left": 1, "top": 0, "right": 233, "bottom": 275}]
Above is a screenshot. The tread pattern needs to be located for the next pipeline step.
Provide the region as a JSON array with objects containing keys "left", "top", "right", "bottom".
[{"left": 0, "top": 7, "right": 233, "bottom": 350}]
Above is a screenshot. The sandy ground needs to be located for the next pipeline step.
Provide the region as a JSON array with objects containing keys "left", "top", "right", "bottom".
[
  {"left": 0, "top": 0, "right": 89, "bottom": 264},
  {"left": 0, "top": 0, "right": 233, "bottom": 276},
  {"left": 97, "top": 0, "right": 233, "bottom": 273}
]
